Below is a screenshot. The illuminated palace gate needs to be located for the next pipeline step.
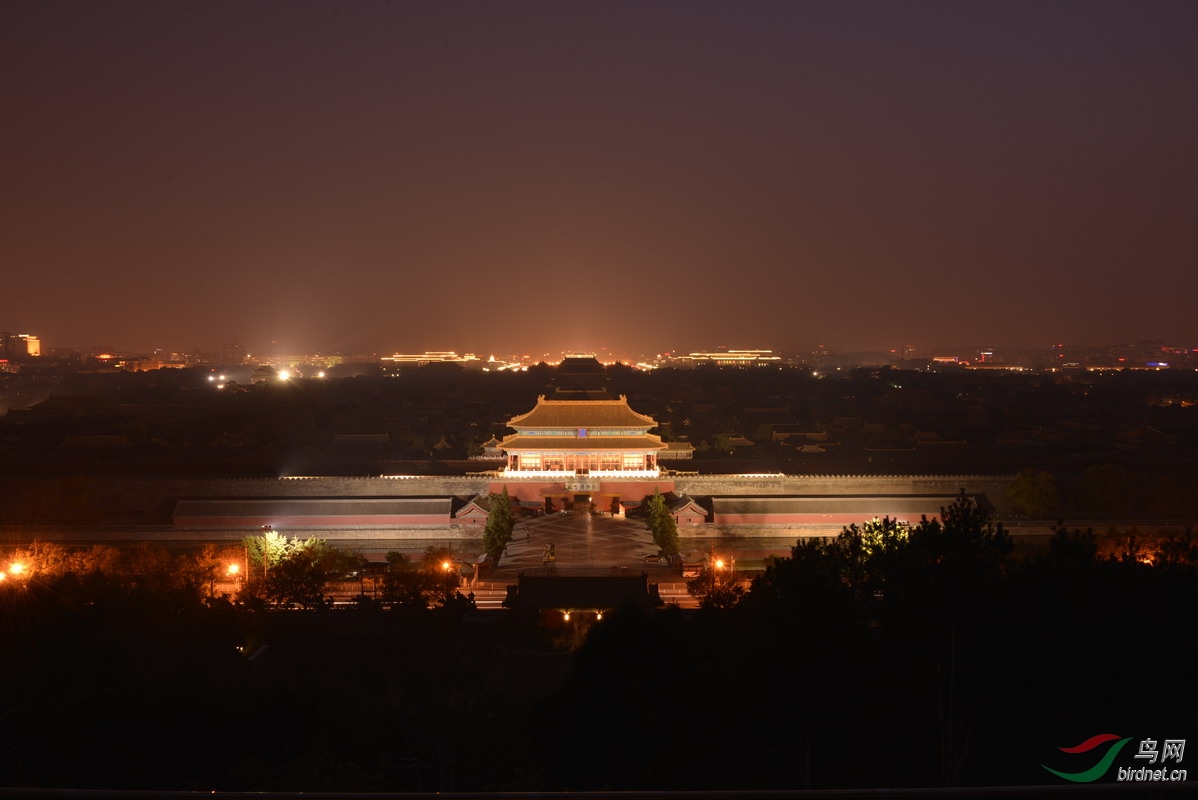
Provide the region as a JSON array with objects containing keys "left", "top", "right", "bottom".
[{"left": 496, "top": 395, "right": 669, "bottom": 513}]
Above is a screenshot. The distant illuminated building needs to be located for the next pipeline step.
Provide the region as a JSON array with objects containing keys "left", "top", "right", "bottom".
[
  {"left": 667, "top": 349, "right": 781, "bottom": 367},
  {"left": 247, "top": 352, "right": 343, "bottom": 371},
  {"left": 381, "top": 351, "right": 482, "bottom": 372},
  {"left": 0, "top": 332, "right": 40, "bottom": 361}
]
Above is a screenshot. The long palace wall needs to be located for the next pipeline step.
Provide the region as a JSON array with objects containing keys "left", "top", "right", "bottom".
[
  {"left": 0, "top": 475, "right": 490, "bottom": 529},
  {"left": 1, "top": 472, "right": 1014, "bottom": 527},
  {"left": 674, "top": 473, "right": 1015, "bottom": 506}
]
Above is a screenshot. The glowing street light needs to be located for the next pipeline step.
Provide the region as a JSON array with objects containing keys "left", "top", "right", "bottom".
[
  {"left": 224, "top": 562, "right": 242, "bottom": 595},
  {"left": 3, "top": 561, "right": 28, "bottom": 586}
]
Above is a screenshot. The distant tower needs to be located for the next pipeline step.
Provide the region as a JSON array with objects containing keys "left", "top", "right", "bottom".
[{"left": 222, "top": 338, "right": 246, "bottom": 366}]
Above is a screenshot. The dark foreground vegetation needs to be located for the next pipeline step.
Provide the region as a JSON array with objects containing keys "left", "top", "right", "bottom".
[{"left": 3, "top": 498, "right": 1196, "bottom": 793}]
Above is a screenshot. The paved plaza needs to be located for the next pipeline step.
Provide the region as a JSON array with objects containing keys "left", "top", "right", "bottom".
[
  {"left": 493, "top": 512, "right": 675, "bottom": 579},
  {"left": 452, "top": 512, "right": 694, "bottom": 608}
]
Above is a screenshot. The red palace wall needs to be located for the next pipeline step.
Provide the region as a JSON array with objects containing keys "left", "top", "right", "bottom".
[
  {"left": 716, "top": 512, "right": 922, "bottom": 526},
  {"left": 174, "top": 514, "right": 452, "bottom": 529}
]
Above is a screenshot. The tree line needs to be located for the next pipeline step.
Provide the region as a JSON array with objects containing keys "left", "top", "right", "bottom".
[{"left": 3, "top": 495, "right": 1196, "bottom": 793}]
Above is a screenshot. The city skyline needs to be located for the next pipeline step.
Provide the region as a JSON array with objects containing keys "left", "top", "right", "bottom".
[
  {"left": 6, "top": 328, "right": 1197, "bottom": 373},
  {"left": 4, "top": 2, "right": 1197, "bottom": 357}
]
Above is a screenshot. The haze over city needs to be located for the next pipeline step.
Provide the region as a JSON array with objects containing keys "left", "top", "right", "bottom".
[
  {"left": 5, "top": 5, "right": 1198, "bottom": 795},
  {"left": 4, "top": 2, "right": 1197, "bottom": 357}
]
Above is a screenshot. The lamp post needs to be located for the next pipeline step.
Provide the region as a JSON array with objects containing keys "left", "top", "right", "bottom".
[{"left": 260, "top": 525, "right": 273, "bottom": 582}]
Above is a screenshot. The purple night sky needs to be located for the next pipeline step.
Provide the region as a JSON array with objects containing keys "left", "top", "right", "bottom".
[{"left": 3, "top": 1, "right": 1197, "bottom": 357}]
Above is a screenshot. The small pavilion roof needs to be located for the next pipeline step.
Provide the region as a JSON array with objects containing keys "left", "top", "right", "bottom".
[{"left": 669, "top": 493, "right": 711, "bottom": 515}]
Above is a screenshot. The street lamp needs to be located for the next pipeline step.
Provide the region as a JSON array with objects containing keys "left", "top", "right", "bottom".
[
  {"left": 3, "top": 561, "right": 28, "bottom": 588},
  {"left": 226, "top": 563, "right": 242, "bottom": 594}
]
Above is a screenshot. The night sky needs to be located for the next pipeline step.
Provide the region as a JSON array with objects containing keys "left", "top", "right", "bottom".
[{"left": 3, "top": 1, "right": 1197, "bottom": 358}]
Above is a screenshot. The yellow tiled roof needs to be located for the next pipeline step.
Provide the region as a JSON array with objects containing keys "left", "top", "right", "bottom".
[
  {"left": 498, "top": 434, "right": 665, "bottom": 451},
  {"left": 506, "top": 395, "right": 657, "bottom": 429}
]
